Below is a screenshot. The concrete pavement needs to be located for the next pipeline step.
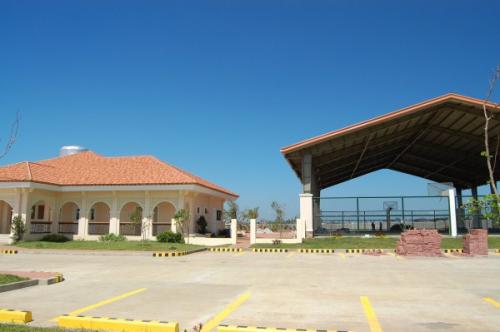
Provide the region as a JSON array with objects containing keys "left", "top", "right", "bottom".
[{"left": 0, "top": 251, "right": 499, "bottom": 331}]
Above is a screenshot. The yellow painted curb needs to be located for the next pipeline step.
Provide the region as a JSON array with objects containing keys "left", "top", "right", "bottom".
[
  {"left": 153, "top": 252, "right": 187, "bottom": 257},
  {"left": 494, "top": 249, "right": 500, "bottom": 253},
  {"left": 1, "top": 250, "right": 18, "bottom": 254},
  {"left": 58, "top": 315, "right": 179, "bottom": 332},
  {"left": 252, "top": 248, "right": 288, "bottom": 253},
  {"left": 0, "top": 308, "right": 33, "bottom": 324},
  {"left": 298, "top": 249, "right": 335, "bottom": 254},
  {"left": 209, "top": 248, "right": 243, "bottom": 253},
  {"left": 345, "top": 249, "right": 385, "bottom": 254},
  {"left": 443, "top": 249, "right": 464, "bottom": 254},
  {"left": 218, "top": 325, "right": 349, "bottom": 332}
]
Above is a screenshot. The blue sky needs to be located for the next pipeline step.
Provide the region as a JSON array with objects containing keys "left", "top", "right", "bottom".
[{"left": 0, "top": 0, "right": 499, "bottom": 219}]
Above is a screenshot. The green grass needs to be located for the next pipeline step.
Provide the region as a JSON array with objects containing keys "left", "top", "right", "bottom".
[
  {"left": 0, "top": 325, "right": 91, "bottom": 332},
  {"left": 0, "top": 274, "right": 28, "bottom": 285},
  {"left": 12, "top": 240, "right": 204, "bottom": 252},
  {"left": 252, "top": 236, "right": 500, "bottom": 249}
]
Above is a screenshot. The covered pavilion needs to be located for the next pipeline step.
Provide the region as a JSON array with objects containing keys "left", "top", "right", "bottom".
[{"left": 281, "top": 93, "right": 500, "bottom": 237}]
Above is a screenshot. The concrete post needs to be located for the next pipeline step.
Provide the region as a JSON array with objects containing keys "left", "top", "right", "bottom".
[
  {"left": 296, "top": 218, "right": 306, "bottom": 241},
  {"left": 250, "top": 219, "right": 256, "bottom": 244},
  {"left": 231, "top": 219, "right": 237, "bottom": 245},
  {"left": 448, "top": 188, "right": 458, "bottom": 237},
  {"left": 300, "top": 194, "right": 314, "bottom": 238}
]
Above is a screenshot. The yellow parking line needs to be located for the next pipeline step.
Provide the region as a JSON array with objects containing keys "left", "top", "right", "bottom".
[
  {"left": 339, "top": 253, "right": 346, "bottom": 259},
  {"left": 360, "top": 296, "right": 383, "bottom": 332},
  {"left": 50, "top": 288, "right": 146, "bottom": 321},
  {"left": 235, "top": 252, "right": 246, "bottom": 257},
  {"left": 201, "top": 291, "right": 251, "bottom": 332},
  {"left": 287, "top": 252, "right": 296, "bottom": 258},
  {"left": 484, "top": 297, "right": 500, "bottom": 308}
]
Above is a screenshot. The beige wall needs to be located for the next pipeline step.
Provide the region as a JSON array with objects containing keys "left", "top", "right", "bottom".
[{"left": 0, "top": 200, "right": 13, "bottom": 234}]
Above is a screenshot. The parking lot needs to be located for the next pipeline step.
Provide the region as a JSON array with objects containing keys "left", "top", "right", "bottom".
[{"left": 1, "top": 251, "right": 500, "bottom": 332}]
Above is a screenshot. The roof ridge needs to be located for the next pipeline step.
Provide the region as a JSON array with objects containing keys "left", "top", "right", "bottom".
[
  {"left": 33, "top": 150, "right": 102, "bottom": 164},
  {"left": 280, "top": 92, "right": 498, "bottom": 154},
  {"left": 25, "top": 162, "right": 32, "bottom": 181}
]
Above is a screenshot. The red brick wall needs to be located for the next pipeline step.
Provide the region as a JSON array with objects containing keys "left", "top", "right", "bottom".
[
  {"left": 396, "top": 229, "right": 442, "bottom": 256},
  {"left": 463, "top": 229, "right": 488, "bottom": 256}
]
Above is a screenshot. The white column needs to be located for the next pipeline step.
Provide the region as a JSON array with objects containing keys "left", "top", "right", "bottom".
[
  {"left": 143, "top": 191, "right": 153, "bottom": 240},
  {"left": 231, "top": 219, "right": 237, "bottom": 245},
  {"left": 78, "top": 193, "right": 88, "bottom": 240},
  {"left": 110, "top": 193, "right": 119, "bottom": 234},
  {"left": 296, "top": 218, "right": 306, "bottom": 241},
  {"left": 448, "top": 188, "right": 458, "bottom": 237},
  {"left": 250, "top": 219, "right": 256, "bottom": 244},
  {"left": 300, "top": 194, "right": 314, "bottom": 238}
]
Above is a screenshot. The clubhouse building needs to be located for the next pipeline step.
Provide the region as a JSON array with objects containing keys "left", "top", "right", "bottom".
[{"left": 0, "top": 148, "right": 238, "bottom": 243}]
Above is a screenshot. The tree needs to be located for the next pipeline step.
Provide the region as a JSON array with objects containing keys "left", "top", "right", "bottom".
[
  {"left": 224, "top": 201, "right": 239, "bottom": 222},
  {"left": 482, "top": 64, "right": 500, "bottom": 199},
  {"left": 0, "top": 112, "right": 20, "bottom": 160},
  {"left": 243, "top": 207, "right": 259, "bottom": 220},
  {"left": 129, "top": 207, "right": 147, "bottom": 241},
  {"left": 271, "top": 201, "right": 285, "bottom": 238},
  {"left": 174, "top": 209, "right": 190, "bottom": 243},
  {"left": 10, "top": 215, "right": 26, "bottom": 243},
  {"left": 465, "top": 65, "right": 500, "bottom": 229}
]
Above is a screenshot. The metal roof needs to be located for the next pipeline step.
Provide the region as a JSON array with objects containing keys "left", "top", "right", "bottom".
[{"left": 281, "top": 93, "right": 500, "bottom": 190}]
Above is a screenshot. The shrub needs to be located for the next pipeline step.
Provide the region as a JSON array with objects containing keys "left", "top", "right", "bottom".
[
  {"left": 197, "top": 216, "right": 208, "bottom": 234},
  {"left": 40, "top": 234, "right": 70, "bottom": 243},
  {"left": 156, "top": 231, "right": 184, "bottom": 243},
  {"left": 10, "top": 216, "right": 26, "bottom": 243},
  {"left": 99, "top": 234, "right": 127, "bottom": 242}
]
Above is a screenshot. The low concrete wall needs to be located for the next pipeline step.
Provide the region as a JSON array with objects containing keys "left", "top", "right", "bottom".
[
  {"left": 185, "top": 237, "right": 233, "bottom": 246},
  {"left": 250, "top": 219, "right": 305, "bottom": 245},
  {"left": 254, "top": 238, "right": 302, "bottom": 244}
]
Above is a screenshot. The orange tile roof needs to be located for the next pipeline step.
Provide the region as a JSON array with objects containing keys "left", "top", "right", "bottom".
[{"left": 0, "top": 151, "right": 238, "bottom": 197}]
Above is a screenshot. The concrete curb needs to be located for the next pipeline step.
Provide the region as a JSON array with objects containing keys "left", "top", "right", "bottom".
[
  {"left": 218, "top": 325, "right": 350, "bottom": 332},
  {"left": 443, "top": 249, "right": 465, "bottom": 254},
  {"left": 0, "top": 273, "right": 64, "bottom": 293},
  {"left": 1, "top": 250, "right": 18, "bottom": 254},
  {"left": 209, "top": 247, "right": 243, "bottom": 253},
  {"left": 253, "top": 248, "right": 288, "bottom": 253},
  {"left": 153, "top": 248, "right": 207, "bottom": 257},
  {"left": 58, "top": 314, "right": 179, "bottom": 332},
  {"left": 299, "top": 249, "right": 335, "bottom": 254},
  {"left": 0, "top": 279, "right": 38, "bottom": 293},
  {"left": 0, "top": 308, "right": 33, "bottom": 324}
]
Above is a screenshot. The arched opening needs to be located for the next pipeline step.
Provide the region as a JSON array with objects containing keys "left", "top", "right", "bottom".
[
  {"left": 30, "top": 200, "right": 52, "bottom": 234},
  {"left": 0, "top": 200, "right": 13, "bottom": 234},
  {"left": 88, "top": 202, "right": 110, "bottom": 235},
  {"left": 152, "top": 201, "right": 176, "bottom": 236},
  {"left": 119, "top": 202, "right": 142, "bottom": 236},
  {"left": 59, "top": 202, "right": 80, "bottom": 234}
]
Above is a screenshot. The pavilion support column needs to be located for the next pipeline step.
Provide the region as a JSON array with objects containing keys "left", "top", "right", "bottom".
[
  {"left": 471, "top": 186, "right": 480, "bottom": 228},
  {"left": 300, "top": 153, "right": 318, "bottom": 238},
  {"left": 456, "top": 187, "right": 464, "bottom": 231},
  {"left": 448, "top": 188, "right": 458, "bottom": 237}
]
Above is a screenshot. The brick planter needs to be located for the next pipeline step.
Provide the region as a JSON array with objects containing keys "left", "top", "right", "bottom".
[
  {"left": 463, "top": 229, "right": 488, "bottom": 256},
  {"left": 396, "top": 229, "right": 442, "bottom": 256}
]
